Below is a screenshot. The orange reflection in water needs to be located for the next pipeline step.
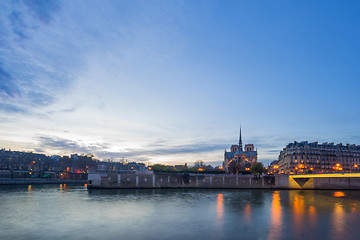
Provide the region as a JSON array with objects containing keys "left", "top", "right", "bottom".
[
  {"left": 350, "top": 202, "right": 359, "bottom": 219},
  {"left": 293, "top": 194, "right": 305, "bottom": 216},
  {"left": 268, "top": 191, "right": 282, "bottom": 240},
  {"left": 292, "top": 193, "right": 305, "bottom": 237},
  {"left": 351, "top": 202, "right": 357, "bottom": 214},
  {"left": 332, "top": 202, "right": 345, "bottom": 239},
  {"left": 333, "top": 191, "right": 345, "bottom": 198},
  {"left": 351, "top": 207, "right": 356, "bottom": 214},
  {"left": 244, "top": 203, "right": 252, "bottom": 223},
  {"left": 28, "top": 185, "right": 32, "bottom": 192},
  {"left": 214, "top": 194, "right": 224, "bottom": 239},
  {"left": 59, "top": 183, "right": 69, "bottom": 192},
  {"left": 217, "top": 194, "right": 224, "bottom": 223},
  {"left": 308, "top": 205, "right": 317, "bottom": 227}
]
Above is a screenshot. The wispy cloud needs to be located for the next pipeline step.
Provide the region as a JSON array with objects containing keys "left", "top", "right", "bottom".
[
  {"left": 22, "top": 0, "right": 61, "bottom": 24},
  {"left": 38, "top": 136, "right": 109, "bottom": 154},
  {"left": 0, "top": 116, "right": 18, "bottom": 123},
  {"left": 37, "top": 135, "right": 227, "bottom": 163},
  {"left": 0, "top": 103, "right": 27, "bottom": 114},
  {"left": 45, "top": 106, "right": 78, "bottom": 115},
  {"left": 0, "top": 0, "right": 79, "bottom": 113}
]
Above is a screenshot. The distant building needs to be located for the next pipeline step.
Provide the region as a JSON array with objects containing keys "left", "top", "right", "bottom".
[
  {"left": 278, "top": 141, "right": 360, "bottom": 174},
  {"left": 174, "top": 165, "right": 187, "bottom": 171},
  {"left": 126, "top": 162, "right": 146, "bottom": 171},
  {"left": 0, "top": 149, "right": 98, "bottom": 174},
  {"left": 223, "top": 128, "right": 257, "bottom": 173},
  {"left": 267, "top": 160, "right": 280, "bottom": 174}
]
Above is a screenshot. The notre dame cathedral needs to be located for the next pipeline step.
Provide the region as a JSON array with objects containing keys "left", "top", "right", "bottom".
[{"left": 223, "top": 128, "right": 257, "bottom": 173}]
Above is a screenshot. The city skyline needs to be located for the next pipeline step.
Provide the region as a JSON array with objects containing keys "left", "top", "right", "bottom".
[{"left": 1, "top": 1, "right": 360, "bottom": 166}]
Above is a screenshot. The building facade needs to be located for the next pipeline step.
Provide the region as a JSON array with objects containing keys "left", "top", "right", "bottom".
[
  {"left": 223, "top": 128, "right": 257, "bottom": 173},
  {"left": 267, "top": 160, "right": 280, "bottom": 175},
  {"left": 278, "top": 141, "right": 360, "bottom": 174}
]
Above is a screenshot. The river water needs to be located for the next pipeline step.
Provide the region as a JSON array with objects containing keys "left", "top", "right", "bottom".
[{"left": 1, "top": 184, "right": 360, "bottom": 240}]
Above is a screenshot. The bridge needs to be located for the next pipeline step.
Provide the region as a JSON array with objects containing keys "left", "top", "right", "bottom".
[{"left": 285, "top": 173, "right": 360, "bottom": 189}]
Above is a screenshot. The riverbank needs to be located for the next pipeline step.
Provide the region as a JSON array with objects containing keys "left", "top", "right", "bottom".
[
  {"left": 0, "top": 178, "right": 87, "bottom": 185},
  {"left": 87, "top": 171, "right": 360, "bottom": 190},
  {"left": 87, "top": 171, "right": 276, "bottom": 189}
]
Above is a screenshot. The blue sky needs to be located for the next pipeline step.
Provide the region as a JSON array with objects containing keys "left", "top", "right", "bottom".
[{"left": 1, "top": 0, "right": 360, "bottom": 166}]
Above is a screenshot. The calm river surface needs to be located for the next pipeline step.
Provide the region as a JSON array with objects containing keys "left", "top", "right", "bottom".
[{"left": 1, "top": 184, "right": 360, "bottom": 240}]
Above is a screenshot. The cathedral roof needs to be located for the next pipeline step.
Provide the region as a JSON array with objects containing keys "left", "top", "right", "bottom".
[
  {"left": 235, "top": 148, "right": 243, "bottom": 154},
  {"left": 225, "top": 152, "right": 235, "bottom": 158}
]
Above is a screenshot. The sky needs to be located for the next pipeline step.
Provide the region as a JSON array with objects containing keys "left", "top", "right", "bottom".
[{"left": 1, "top": 0, "right": 360, "bottom": 166}]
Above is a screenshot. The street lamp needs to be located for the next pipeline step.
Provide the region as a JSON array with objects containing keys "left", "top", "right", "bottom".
[{"left": 333, "top": 163, "right": 343, "bottom": 172}]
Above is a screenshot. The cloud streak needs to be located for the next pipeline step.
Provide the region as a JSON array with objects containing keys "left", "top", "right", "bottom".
[
  {"left": 35, "top": 134, "right": 285, "bottom": 166},
  {"left": 0, "top": 0, "right": 80, "bottom": 113},
  {"left": 37, "top": 135, "right": 228, "bottom": 163}
]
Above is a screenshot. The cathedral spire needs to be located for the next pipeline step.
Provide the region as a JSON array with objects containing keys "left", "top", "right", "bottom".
[{"left": 238, "top": 126, "right": 243, "bottom": 151}]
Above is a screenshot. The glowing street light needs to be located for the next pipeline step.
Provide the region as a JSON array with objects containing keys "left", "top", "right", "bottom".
[{"left": 333, "top": 164, "right": 343, "bottom": 172}]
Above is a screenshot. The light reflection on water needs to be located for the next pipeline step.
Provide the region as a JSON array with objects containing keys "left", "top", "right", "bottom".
[
  {"left": 1, "top": 185, "right": 360, "bottom": 240},
  {"left": 292, "top": 192, "right": 305, "bottom": 238},
  {"left": 332, "top": 202, "right": 345, "bottom": 240},
  {"left": 308, "top": 205, "right": 317, "bottom": 227},
  {"left": 268, "top": 191, "right": 282, "bottom": 240},
  {"left": 215, "top": 194, "right": 224, "bottom": 239},
  {"left": 333, "top": 191, "right": 345, "bottom": 198},
  {"left": 243, "top": 203, "right": 251, "bottom": 223},
  {"left": 216, "top": 193, "right": 224, "bottom": 225}
]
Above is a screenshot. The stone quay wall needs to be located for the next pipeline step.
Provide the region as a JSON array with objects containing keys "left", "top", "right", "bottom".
[
  {"left": 0, "top": 178, "right": 86, "bottom": 185},
  {"left": 87, "top": 171, "right": 276, "bottom": 189},
  {"left": 88, "top": 171, "right": 360, "bottom": 190}
]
